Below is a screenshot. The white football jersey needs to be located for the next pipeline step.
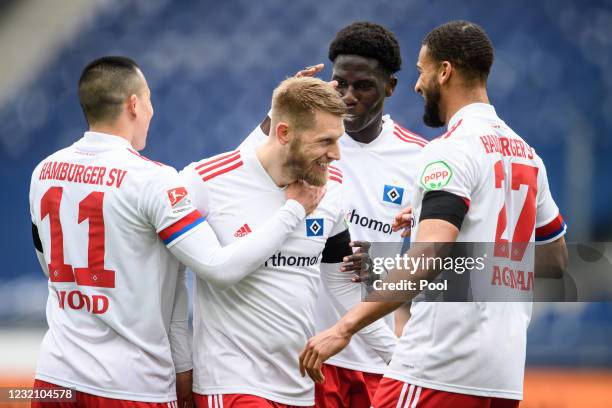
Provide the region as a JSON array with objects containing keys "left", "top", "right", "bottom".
[
  {"left": 239, "top": 116, "right": 425, "bottom": 374},
  {"left": 182, "top": 148, "right": 348, "bottom": 406},
  {"left": 387, "top": 103, "right": 567, "bottom": 399},
  {"left": 313, "top": 116, "right": 426, "bottom": 373},
  {"left": 29, "top": 132, "right": 203, "bottom": 402}
]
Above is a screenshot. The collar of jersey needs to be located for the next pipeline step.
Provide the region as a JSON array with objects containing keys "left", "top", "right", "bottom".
[
  {"left": 341, "top": 114, "right": 393, "bottom": 150},
  {"left": 82, "top": 131, "right": 133, "bottom": 149},
  {"left": 447, "top": 103, "right": 496, "bottom": 130},
  {"left": 245, "top": 148, "right": 287, "bottom": 191}
]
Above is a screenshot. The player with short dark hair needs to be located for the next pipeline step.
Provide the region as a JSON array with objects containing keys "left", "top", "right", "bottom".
[
  {"left": 328, "top": 21, "right": 402, "bottom": 74},
  {"left": 78, "top": 56, "right": 144, "bottom": 127},
  {"left": 300, "top": 20, "right": 568, "bottom": 408},
  {"left": 30, "top": 56, "right": 325, "bottom": 408},
  {"left": 422, "top": 20, "right": 494, "bottom": 82}
]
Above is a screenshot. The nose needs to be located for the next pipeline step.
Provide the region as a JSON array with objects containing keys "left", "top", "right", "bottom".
[
  {"left": 414, "top": 80, "right": 422, "bottom": 96},
  {"left": 327, "top": 140, "right": 341, "bottom": 161},
  {"left": 342, "top": 86, "right": 357, "bottom": 106}
]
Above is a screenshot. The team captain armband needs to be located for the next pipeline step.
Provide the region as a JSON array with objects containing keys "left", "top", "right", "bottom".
[
  {"left": 419, "top": 190, "right": 469, "bottom": 230},
  {"left": 158, "top": 210, "right": 206, "bottom": 245},
  {"left": 321, "top": 229, "right": 352, "bottom": 263},
  {"left": 535, "top": 213, "right": 567, "bottom": 243}
]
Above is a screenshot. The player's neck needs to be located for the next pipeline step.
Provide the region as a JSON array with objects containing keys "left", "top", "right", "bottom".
[
  {"left": 89, "top": 122, "right": 135, "bottom": 148},
  {"left": 443, "top": 86, "right": 489, "bottom": 126},
  {"left": 346, "top": 111, "right": 384, "bottom": 144},
  {"left": 256, "top": 144, "right": 296, "bottom": 187}
]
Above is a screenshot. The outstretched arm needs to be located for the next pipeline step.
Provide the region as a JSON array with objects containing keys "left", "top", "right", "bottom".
[
  {"left": 167, "top": 179, "right": 325, "bottom": 290},
  {"left": 300, "top": 218, "right": 459, "bottom": 383},
  {"left": 319, "top": 231, "right": 398, "bottom": 366},
  {"left": 169, "top": 198, "right": 306, "bottom": 290}
]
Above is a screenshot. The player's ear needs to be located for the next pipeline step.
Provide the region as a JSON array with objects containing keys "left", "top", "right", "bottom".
[
  {"left": 275, "top": 122, "right": 290, "bottom": 145},
  {"left": 127, "top": 94, "right": 138, "bottom": 117},
  {"left": 438, "top": 61, "right": 452, "bottom": 86},
  {"left": 386, "top": 76, "right": 398, "bottom": 97}
]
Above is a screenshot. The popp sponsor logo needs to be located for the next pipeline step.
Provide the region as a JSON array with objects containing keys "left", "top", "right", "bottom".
[{"left": 420, "top": 161, "right": 453, "bottom": 191}]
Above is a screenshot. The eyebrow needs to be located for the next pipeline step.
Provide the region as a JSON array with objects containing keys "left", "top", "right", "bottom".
[{"left": 315, "top": 133, "right": 340, "bottom": 141}]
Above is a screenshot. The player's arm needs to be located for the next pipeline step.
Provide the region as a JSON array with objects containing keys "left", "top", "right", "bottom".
[
  {"left": 168, "top": 263, "right": 193, "bottom": 408},
  {"left": 319, "top": 228, "right": 398, "bottom": 364},
  {"left": 533, "top": 158, "right": 568, "bottom": 279},
  {"left": 535, "top": 235, "right": 568, "bottom": 278},
  {"left": 300, "top": 191, "right": 464, "bottom": 382},
  {"left": 150, "top": 167, "right": 324, "bottom": 290},
  {"left": 167, "top": 197, "right": 309, "bottom": 290},
  {"left": 31, "top": 223, "right": 48, "bottom": 277}
]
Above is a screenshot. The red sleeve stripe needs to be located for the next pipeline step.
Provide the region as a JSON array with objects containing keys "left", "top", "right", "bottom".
[
  {"left": 328, "top": 164, "right": 341, "bottom": 173},
  {"left": 394, "top": 124, "right": 428, "bottom": 144},
  {"left": 202, "top": 160, "right": 244, "bottom": 181},
  {"left": 159, "top": 210, "right": 205, "bottom": 244},
  {"left": 195, "top": 150, "right": 240, "bottom": 171},
  {"left": 127, "top": 149, "right": 163, "bottom": 166},
  {"left": 197, "top": 151, "right": 241, "bottom": 175},
  {"left": 329, "top": 176, "right": 343, "bottom": 184},
  {"left": 536, "top": 214, "right": 566, "bottom": 242},
  {"left": 393, "top": 130, "right": 428, "bottom": 148}
]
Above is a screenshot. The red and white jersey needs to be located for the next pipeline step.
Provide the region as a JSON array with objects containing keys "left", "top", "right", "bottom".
[
  {"left": 29, "top": 132, "right": 203, "bottom": 402},
  {"left": 387, "top": 103, "right": 567, "bottom": 399},
  {"left": 314, "top": 115, "right": 426, "bottom": 374},
  {"left": 181, "top": 149, "right": 348, "bottom": 406}
]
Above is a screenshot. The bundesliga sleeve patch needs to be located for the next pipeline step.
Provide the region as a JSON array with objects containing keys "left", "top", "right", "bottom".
[
  {"left": 420, "top": 160, "right": 453, "bottom": 191},
  {"left": 166, "top": 187, "right": 192, "bottom": 214}
]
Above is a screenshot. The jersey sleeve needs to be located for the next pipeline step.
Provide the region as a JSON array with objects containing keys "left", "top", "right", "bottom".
[
  {"left": 320, "top": 184, "right": 397, "bottom": 363},
  {"left": 179, "top": 164, "right": 211, "bottom": 218},
  {"left": 140, "top": 166, "right": 206, "bottom": 248},
  {"left": 169, "top": 264, "right": 192, "bottom": 373},
  {"left": 416, "top": 139, "right": 478, "bottom": 202},
  {"left": 534, "top": 157, "right": 567, "bottom": 244},
  {"left": 320, "top": 260, "right": 397, "bottom": 363}
]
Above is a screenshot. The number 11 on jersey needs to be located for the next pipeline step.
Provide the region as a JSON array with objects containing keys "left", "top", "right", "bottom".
[{"left": 40, "top": 186, "right": 115, "bottom": 288}]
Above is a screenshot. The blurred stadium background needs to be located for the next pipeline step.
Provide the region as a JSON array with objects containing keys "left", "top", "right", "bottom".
[{"left": 0, "top": 0, "right": 611, "bottom": 406}]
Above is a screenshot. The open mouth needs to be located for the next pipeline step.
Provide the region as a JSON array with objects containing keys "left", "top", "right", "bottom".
[{"left": 315, "top": 161, "right": 330, "bottom": 171}]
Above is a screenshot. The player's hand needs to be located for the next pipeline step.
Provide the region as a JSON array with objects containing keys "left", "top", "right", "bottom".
[
  {"left": 294, "top": 63, "right": 338, "bottom": 89},
  {"left": 392, "top": 206, "right": 413, "bottom": 238},
  {"left": 176, "top": 369, "right": 194, "bottom": 408},
  {"left": 286, "top": 181, "right": 326, "bottom": 215},
  {"left": 341, "top": 241, "right": 374, "bottom": 283},
  {"left": 295, "top": 63, "right": 324, "bottom": 78},
  {"left": 299, "top": 325, "right": 352, "bottom": 383}
]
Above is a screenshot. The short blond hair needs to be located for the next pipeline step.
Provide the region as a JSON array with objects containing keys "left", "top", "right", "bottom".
[{"left": 271, "top": 77, "right": 346, "bottom": 131}]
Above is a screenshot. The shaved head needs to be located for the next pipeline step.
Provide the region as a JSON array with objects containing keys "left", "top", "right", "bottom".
[{"left": 78, "top": 56, "right": 145, "bottom": 125}]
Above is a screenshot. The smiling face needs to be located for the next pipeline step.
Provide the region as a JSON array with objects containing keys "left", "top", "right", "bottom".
[
  {"left": 415, "top": 45, "right": 445, "bottom": 128},
  {"left": 332, "top": 54, "right": 394, "bottom": 135},
  {"left": 284, "top": 109, "right": 344, "bottom": 186}
]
